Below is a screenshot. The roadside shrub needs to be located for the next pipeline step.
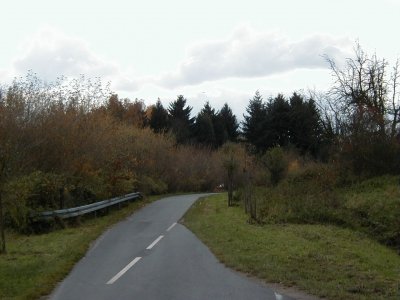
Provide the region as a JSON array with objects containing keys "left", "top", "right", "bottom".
[
  {"left": 253, "top": 162, "right": 340, "bottom": 224},
  {"left": 3, "top": 178, "right": 32, "bottom": 232},
  {"left": 3, "top": 171, "right": 66, "bottom": 232},
  {"left": 262, "top": 146, "right": 288, "bottom": 186},
  {"left": 67, "top": 186, "right": 97, "bottom": 207},
  {"left": 137, "top": 176, "right": 168, "bottom": 195},
  {"left": 339, "top": 134, "right": 400, "bottom": 177},
  {"left": 103, "top": 169, "right": 137, "bottom": 198}
]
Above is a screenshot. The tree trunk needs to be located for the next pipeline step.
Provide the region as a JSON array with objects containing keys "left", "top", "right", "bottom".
[
  {"left": 0, "top": 192, "right": 6, "bottom": 254},
  {"left": 227, "top": 172, "right": 233, "bottom": 207}
]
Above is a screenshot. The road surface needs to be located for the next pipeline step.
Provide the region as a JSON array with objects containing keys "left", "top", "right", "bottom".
[{"left": 50, "top": 194, "right": 293, "bottom": 300}]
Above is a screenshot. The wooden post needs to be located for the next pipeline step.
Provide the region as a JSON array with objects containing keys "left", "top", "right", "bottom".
[{"left": 0, "top": 192, "right": 7, "bottom": 254}]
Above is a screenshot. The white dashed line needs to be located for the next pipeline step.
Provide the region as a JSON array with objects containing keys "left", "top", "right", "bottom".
[
  {"left": 146, "top": 235, "right": 164, "bottom": 250},
  {"left": 107, "top": 229, "right": 169, "bottom": 284},
  {"left": 106, "top": 257, "right": 141, "bottom": 285},
  {"left": 166, "top": 222, "right": 177, "bottom": 231}
]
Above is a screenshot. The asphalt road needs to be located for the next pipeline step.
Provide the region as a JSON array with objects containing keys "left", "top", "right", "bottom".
[{"left": 50, "top": 194, "right": 293, "bottom": 300}]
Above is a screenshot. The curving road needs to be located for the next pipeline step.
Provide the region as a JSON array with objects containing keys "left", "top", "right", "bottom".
[{"left": 50, "top": 194, "right": 293, "bottom": 300}]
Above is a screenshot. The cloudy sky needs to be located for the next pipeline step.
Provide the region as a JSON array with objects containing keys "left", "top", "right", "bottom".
[{"left": 1, "top": 0, "right": 399, "bottom": 116}]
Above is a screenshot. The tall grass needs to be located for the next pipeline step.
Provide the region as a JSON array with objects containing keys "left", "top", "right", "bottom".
[{"left": 245, "top": 162, "right": 400, "bottom": 249}]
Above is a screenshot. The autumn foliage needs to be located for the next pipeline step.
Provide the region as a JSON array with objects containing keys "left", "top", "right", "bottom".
[{"left": 0, "top": 74, "right": 231, "bottom": 233}]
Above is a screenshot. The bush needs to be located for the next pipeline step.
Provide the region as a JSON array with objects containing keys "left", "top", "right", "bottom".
[
  {"left": 339, "top": 134, "right": 400, "bottom": 177},
  {"left": 262, "top": 146, "right": 288, "bottom": 186},
  {"left": 3, "top": 172, "right": 66, "bottom": 232},
  {"left": 137, "top": 176, "right": 168, "bottom": 195},
  {"left": 257, "top": 165, "right": 342, "bottom": 225}
]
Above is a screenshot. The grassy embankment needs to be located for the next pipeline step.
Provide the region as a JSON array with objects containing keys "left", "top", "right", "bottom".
[
  {"left": 0, "top": 195, "right": 161, "bottom": 300},
  {"left": 184, "top": 191, "right": 400, "bottom": 300}
]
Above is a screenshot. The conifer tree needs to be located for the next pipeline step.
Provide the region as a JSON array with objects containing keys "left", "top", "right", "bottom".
[
  {"left": 242, "top": 91, "right": 267, "bottom": 151},
  {"left": 218, "top": 103, "right": 239, "bottom": 144},
  {"left": 168, "top": 95, "right": 194, "bottom": 144},
  {"left": 194, "top": 102, "right": 217, "bottom": 147},
  {"left": 149, "top": 99, "right": 169, "bottom": 133}
]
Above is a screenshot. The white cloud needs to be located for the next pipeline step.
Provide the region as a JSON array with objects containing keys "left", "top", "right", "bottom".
[
  {"left": 5, "top": 26, "right": 353, "bottom": 98},
  {"left": 12, "top": 27, "right": 139, "bottom": 91},
  {"left": 153, "top": 26, "right": 353, "bottom": 88},
  {"left": 0, "top": 69, "right": 13, "bottom": 85}
]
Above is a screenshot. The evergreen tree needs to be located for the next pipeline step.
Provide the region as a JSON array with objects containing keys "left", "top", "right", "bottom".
[
  {"left": 288, "top": 92, "right": 322, "bottom": 156},
  {"left": 194, "top": 102, "right": 217, "bottom": 147},
  {"left": 168, "top": 95, "right": 194, "bottom": 144},
  {"left": 149, "top": 99, "right": 169, "bottom": 133},
  {"left": 200, "top": 101, "right": 216, "bottom": 117},
  {"left": 242, "top": 91, "right": 267, "bottom": 151},
  {"left": 264, "top": 93, "right": 291, "bottom": 148},
  {"left": 218, "top": 103, "right": 239, "bottom": 143},
  {"left": 242, "top": 91, "right": 322, "bottom": 154}
]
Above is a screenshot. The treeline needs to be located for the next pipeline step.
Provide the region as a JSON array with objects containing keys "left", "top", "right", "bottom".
[
  {"left": 150, "top": 96, "right": 239, "bottom": 147},
  {"left": 242, "top": 91, "right": 324, "bottom": 157},
  {"left": 105, "top": 94, "right": 239, "bottom": 148}
]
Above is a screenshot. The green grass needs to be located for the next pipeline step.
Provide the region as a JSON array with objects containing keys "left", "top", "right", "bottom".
[
  {"left": 254, "top": 173, "right": 400, "bottom": 249},
  {"left": 184, "top": 193, "right": 400, "bottom": 300},
  {"left": 339, "top": 176, "right": 400, "bottom": 246},
  {"left": 0, "top": 195, "right": 161, "bottom": 300}
]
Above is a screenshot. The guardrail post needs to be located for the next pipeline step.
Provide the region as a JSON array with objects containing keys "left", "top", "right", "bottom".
[{"left": 59, "top": 188, "right": 65, "bottom": 209}]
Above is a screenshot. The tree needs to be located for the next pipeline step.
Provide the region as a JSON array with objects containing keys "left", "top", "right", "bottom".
[
  {"left": 216, "top": 103, "right": 239, "bottom": 146},
  {"left": 194, "top": 102, "right": 217, "bottom": 147},
  {"left": 149, "top": 99, "right": 169, "bottom": 133},
  {"left": 106, "top": 94, "right": 125, "bottom": 120},
  {"left": 123, "top": 98, "right": 147, "bottom": 128},
  {"left": 243, "top": 91, "right": 324, "bottom": 156},
  {"left": 288, "top": 92, "right": 322, "bottom": 156},
  {"left": 242, "top": 91, "right": 267, "bottom": 152},
  {"left": 325, "top": 43, "right": 400, "bottom": 174},
  {"left": 263, "top": 94, "right": 291, "bottom": 148},
  {"left": 0, "top": 83, "right": 38, "bottom": 253},
  {"left": 221, "top": 143, "right": 239, "bottom": 206},
  {"left": 325, "top": 43, "right": 398, "bottom": 137},
  {"left": 168, "top": 95, "right": 195, "bottom": 144}
]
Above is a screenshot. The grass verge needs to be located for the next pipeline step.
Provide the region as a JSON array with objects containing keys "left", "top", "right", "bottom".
[
  {"left": 183, "top": 193, "right": 400, "bottom": 300},
  {"left": 0, "top": 195, "right": 162, "bottom": 300}
]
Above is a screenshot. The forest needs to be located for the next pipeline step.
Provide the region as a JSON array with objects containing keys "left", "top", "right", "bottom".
[{"left": 0, "top": 44, "right": 399, "bottom": 253}]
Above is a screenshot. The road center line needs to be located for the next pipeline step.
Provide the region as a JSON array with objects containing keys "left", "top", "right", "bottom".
[
  {"left": 106, "top": 257, "right": 141, "bottom": 285},
  {"left": 146, "top": 235, "right": 164, "bottom": 250},
  {"left": 166, "top": 222, "right": 177, "bottom": 231}
]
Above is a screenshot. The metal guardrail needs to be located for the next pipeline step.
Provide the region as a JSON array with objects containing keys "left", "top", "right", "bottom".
[{"left": 35, "top": 192, "right": 142, "bottom": 220}]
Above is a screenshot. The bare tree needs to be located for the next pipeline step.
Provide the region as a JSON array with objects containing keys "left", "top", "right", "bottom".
[
  {"left": 389, "top": 59, "right": 400, "bottom": 138},
  {"left": 322, "top": 43, "right": 400, "bottom": 175},
  {"left": 325, "top": 43, "right": 400, "bottom": 138}
]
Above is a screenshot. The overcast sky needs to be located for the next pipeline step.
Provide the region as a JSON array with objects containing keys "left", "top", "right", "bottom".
[{"left": 1, "top": 0, "right": 399, "bottom": 116}]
